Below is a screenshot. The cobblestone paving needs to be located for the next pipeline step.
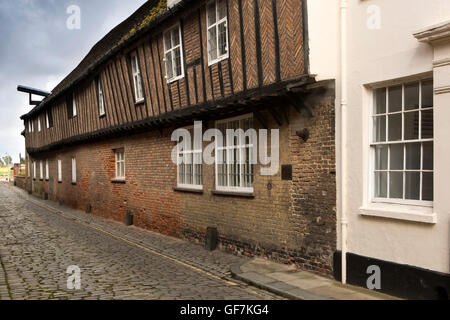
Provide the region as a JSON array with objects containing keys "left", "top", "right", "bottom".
[{"left": 0, "top": 183, "right": 279, "bottom": 300}]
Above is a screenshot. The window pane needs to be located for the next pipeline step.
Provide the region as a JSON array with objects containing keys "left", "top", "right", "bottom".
[
  {"left": 404, "top": 111, "right": 419, "bottom": 140},
  {"left": 423, "top": 142, "right": 433, "bottom": 170},
  {"left": 218, "top": 0, "right": 227, "bottom": 19},
  {"left": 405, "top": 143, "right": 420, "bottom": 170},
  {"left": 375, "top": 145, "right": 388, "bottom": 170},
  {"left": 390, "top": 144, "right": 404, "bottom": 170},
  {"left": 172, "top": 28, "right": 180, "bottom": 47},
  {"left": 374, "top": 88, "right": 386, "bottom": 114},
  {"left": 421, "top": 80, "right": 433, "bottom": 108},
  {"left": 131, "top": 56, "right": 137, "bottom": 73},
  {"left": 421, "top": 109, "right": 433, "bottom": 139},
  {"left": 207, "top": 3, "right": 216, "bottom": 26},
  {"left": 405, "top": 172, "right": 420, "bottom": 200},
  {"left": 373, "top": 116, "right": 386, "bottom": 142},
  {"left": 388, "top": 114, "right": 402, "bottom": 141},
  {"left": 375, "top": 172, "right": 387, "bottom": 198},
  {"left": 208, "top": 28, "right": 217, "bottom": 60},
  {"left": 218, "top": 22, "right": 228, "bottom": 56},
  {"left": 174, "top": 48, "right": 182, "bottom": 77},
  {"left": 388, "top": 85, "right": 402, "bottom": 112},
  {"left": 165, "top": 52, "right": 173, "bottom": 79},
  {"left": 164, "top": 34, "right": 171, "bottom": 51},
  {"left": 389, "top": 172, "right": 403, "bottom": 199},
  {"left": 405, "top": 82, "right": 419, "bottom": 110},
  {"left": 422, "top": 172, "right": 434, "bottom": 201}
]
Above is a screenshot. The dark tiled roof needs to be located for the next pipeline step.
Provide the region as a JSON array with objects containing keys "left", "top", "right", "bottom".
[{"left": 21, "top": 0, "right": 173, "bottom": 120}]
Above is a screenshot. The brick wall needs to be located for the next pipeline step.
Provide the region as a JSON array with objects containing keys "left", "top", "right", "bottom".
[
  {"left": 26, "top": 85, "right": 336, "bottom": 276},
  {"left": 14, "top": 176, "right": 26, "bottom": 190},
  {"left": 181, "top": 87, "right": 336, "bottom": 276}
]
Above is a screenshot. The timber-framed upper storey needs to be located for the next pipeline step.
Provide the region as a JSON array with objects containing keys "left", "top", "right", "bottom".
[{"left": 21, "top": 0, "right": 310, "bottom": 154}]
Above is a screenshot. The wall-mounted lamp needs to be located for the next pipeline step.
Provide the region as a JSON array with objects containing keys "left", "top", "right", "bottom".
[{"left": 296, "top": 128, "right": 310, "bottom": 142}]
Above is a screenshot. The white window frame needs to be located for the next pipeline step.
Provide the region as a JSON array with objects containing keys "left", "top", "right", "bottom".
[
  {"left": 39, "top": 160, "right": 43, "bottom": 180},
  {"left": 72, "top": 93, "right": 77, "bottom": 117},
  {"left": 369, "top": 79, "right": 434, "bottom": 207},
  {"left": 130, "top": 52, "right": 144, "bottom": 103},
  {"left": 29, "top": 120, "right": 33, "bottom": 133},
  {"left": 163, "top": 24, "right": 185, "bottom": 83},
  {"left": 58, "top": 160, "right": 62, "bottom": 183},
  {"left": 33, "top": 161, "right": 36, "bottom": 180},
  {"left": 215, "top": 114, "right": 254, "bottom": 194},
  {"left": 37, "top": 116, "right": 41, "bottom": 132},
  {"left": 206, "top": 0, "right": 229, "bottom": 66},
  {"left": 71, "top": 157, "right": 76, "bottom": 184},
  {"left": 176, "top": 126, "right": 203, "bottom": 190},
  {"left": 114, "top": 149, "right": 126, "bottom": 180},
  {"left": 28, "top": 160, "right": 31, "bottom": 177},
  {"left": 45, "top": 159, "right": 49, "bottom": 180},
  {"left": 97, "top": 78, "right": 105, "bottom": 116}
]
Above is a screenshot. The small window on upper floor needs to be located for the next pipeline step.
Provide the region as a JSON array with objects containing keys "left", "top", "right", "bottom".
[
  {"left": 37, "top": 116, "right": 41, "bottom": 132},
  {"left": 28, "top": 120, "right": 33, "bottom": 133},
  {"left": 46, "top": 109, "right": 53, "bottom": 129},
  {"left": 130, "top": 52, "right": 144, "bottom": 103},
  {"left": 96, "top": 77, "right": 105, "bottom": 117},
  {"left": 66, "top": 92, "right": 77, "bottom": 119},
  {"left": 206, "top": 0, "right": 228, "bottom": 65},
  {"left": 164, "top": 25, "right": 184, "bottom": 83}
]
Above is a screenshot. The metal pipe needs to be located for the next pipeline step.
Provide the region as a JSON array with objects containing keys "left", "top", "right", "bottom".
[{"left": 340, "top": 0, "right": 349, "bottom": 285}]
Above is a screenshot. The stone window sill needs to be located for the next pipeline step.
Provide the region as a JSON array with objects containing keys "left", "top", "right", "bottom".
[
  {"left": 360, "top": 203, "right": 437, "bottom": 224},
  {"left": 173, "top": 187, "right": 203, "bottom": 194},
  {"left": 211, "top": 190, "right": 255, "bottom": 198}
]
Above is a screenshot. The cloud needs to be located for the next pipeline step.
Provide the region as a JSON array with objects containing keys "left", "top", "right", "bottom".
[{"left": 0, "top": 0, "right": 146, "bottom": 162}]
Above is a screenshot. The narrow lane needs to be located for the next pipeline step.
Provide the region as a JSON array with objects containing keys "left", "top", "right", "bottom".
[{"left": 0, "top": 183, "right": 275, "bottom": 300}]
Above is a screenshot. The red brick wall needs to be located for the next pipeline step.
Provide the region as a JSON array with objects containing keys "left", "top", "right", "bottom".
[
  {"left": 28, "top": 129, "right": 182, "bottom": 238},
  {"left": 27, "top": 84, "right": 336, "bottom": 276}
]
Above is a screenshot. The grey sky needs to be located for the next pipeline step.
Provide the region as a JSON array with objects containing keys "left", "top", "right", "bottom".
[{"left": 0, "top": 0, "right": 147, "bottom": 163}]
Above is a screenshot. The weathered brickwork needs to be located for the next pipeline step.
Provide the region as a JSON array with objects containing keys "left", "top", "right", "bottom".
[
  {"left": 27, "top": 129, "right": 182, "bottom": 238},
  {"left": 25, "top": 84, "right": 336, "bottom": 276},
  {"left": 180, "top": 87, "right": 336, "bottom": 276},
  {"left": 20, "top": 0, "right": 336, "bottom": 277}
]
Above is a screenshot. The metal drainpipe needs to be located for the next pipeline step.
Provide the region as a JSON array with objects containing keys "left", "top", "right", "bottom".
[{"left": 340, "top": 0, "right": 349, "bottom": 285}]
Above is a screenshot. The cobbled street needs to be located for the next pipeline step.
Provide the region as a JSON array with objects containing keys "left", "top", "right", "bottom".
[{"left": 0, "top": 183, "right": 279, "bottom": 300}]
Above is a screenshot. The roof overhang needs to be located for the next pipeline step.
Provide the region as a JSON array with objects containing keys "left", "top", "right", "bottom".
[
  {"left": 26, "top": 76, "right": 330, "bottom": 155},
  {"left": 20, "top": 0, "right": 198, "bottom": 121}
]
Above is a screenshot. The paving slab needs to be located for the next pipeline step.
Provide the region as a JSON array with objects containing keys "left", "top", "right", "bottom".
[{"left": 232, "top": 257, "right": 400, "bottom": 300}]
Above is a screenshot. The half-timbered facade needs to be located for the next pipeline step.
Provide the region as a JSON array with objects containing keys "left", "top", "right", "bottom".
[{"left": 20, "top": 0, "right": 337, "bottom": 276}]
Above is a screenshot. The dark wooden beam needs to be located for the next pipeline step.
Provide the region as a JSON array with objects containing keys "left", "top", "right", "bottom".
[
  {"left": 287, "top": 94, "right": 314, "bottom": 118},
  {"left": 268, "top": 106, "right": 282, "bottom": 126},
  {"left": 252, "top": 108, "right": 268, "bottom": 129}
]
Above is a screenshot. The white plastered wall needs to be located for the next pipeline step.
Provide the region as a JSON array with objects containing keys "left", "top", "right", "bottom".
[{"left": 308, "top": 0, "right": 450, "bottom": 273}]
